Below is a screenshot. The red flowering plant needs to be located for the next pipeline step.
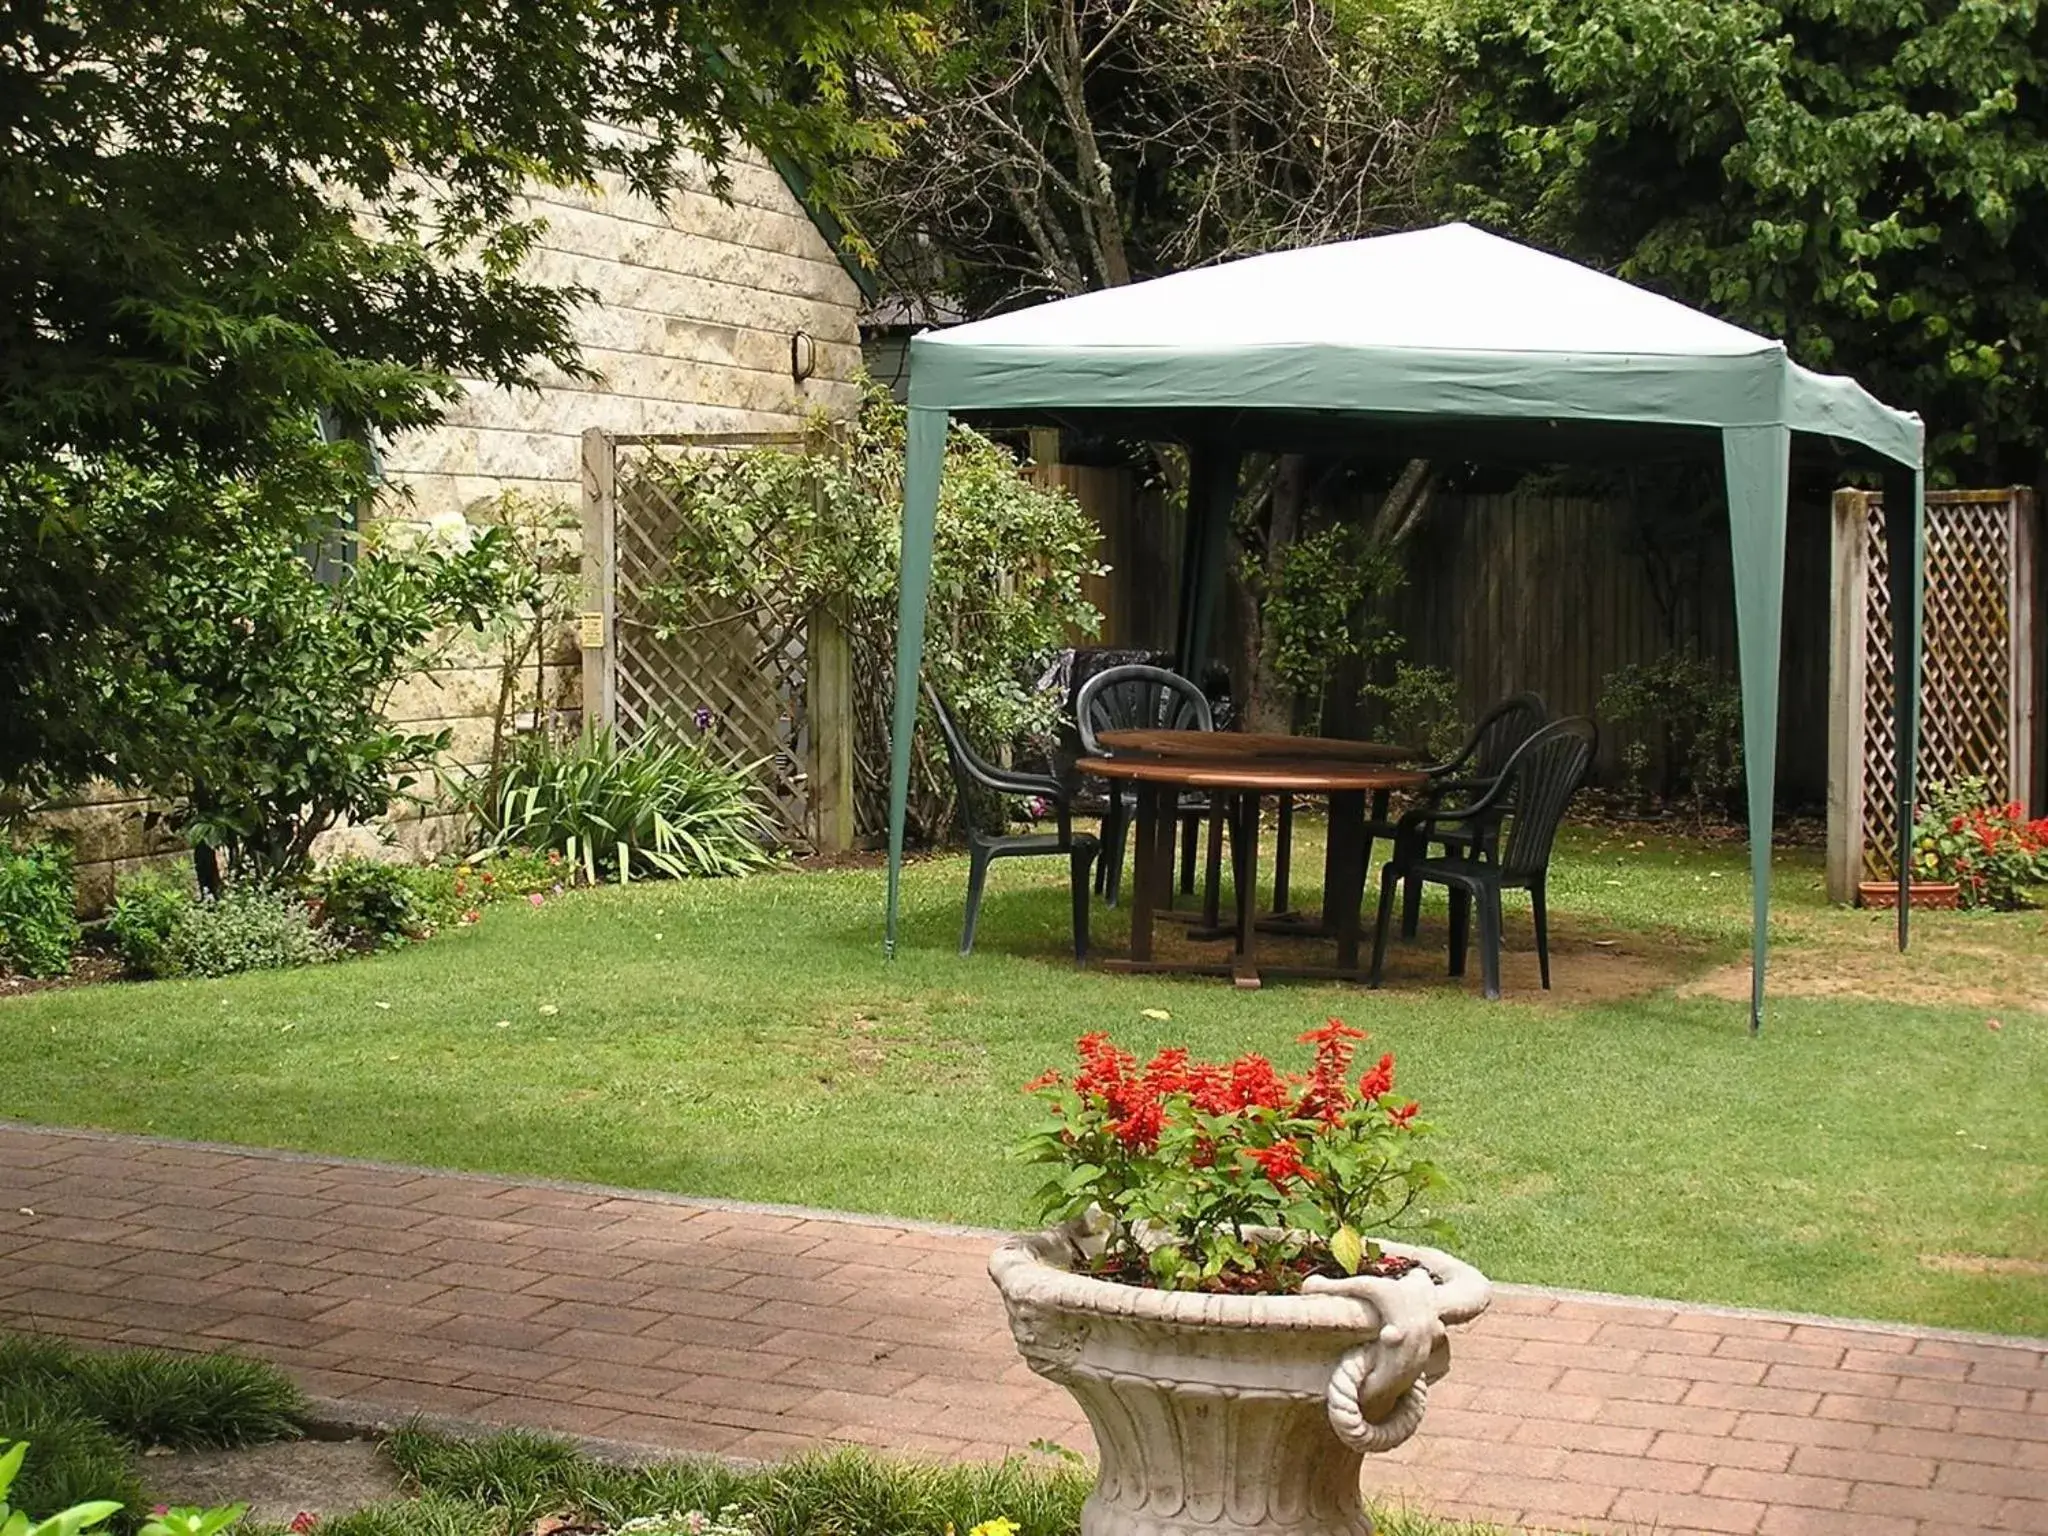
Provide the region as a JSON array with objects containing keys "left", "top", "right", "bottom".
[
  {"left": 1910, "top": 776, "right": 2048, "bottom": 910},
  {"left": 1020, "top": 1021, "right": 1447, "bottom": 1293}
]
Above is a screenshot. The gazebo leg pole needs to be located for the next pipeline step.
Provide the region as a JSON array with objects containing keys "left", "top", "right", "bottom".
[
  {"left": 1882, "top": 462, "right": 1926, "bottom": 953},
  {"left": 884, "top": 407, "right": 949, "bottom": 957},
  {"left": 1724, "top": 425, "right": 1790, "bottom": 1036},
  {"left": 1174, "top": 443, "right": 1241, "bottom": 678}
]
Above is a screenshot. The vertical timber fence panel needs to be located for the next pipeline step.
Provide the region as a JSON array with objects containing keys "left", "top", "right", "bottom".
[
  {"left": 1825, "top": 486, "right": 2039, "bottom": 902},
  {"left": 578, "top": 429, "right": 859, "bottom": 854}
]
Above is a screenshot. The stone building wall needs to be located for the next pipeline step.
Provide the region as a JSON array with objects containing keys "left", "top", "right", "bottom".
[{"left": 53, "top": 149, "right": 868, "bottom": 907}]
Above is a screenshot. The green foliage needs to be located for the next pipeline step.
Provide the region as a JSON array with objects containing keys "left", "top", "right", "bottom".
[
  {"left": 390, "top": 852, "right": 567, "bottom": 933},
  {"left": 0, "top": 1415, "right": 140, "bottom": 1530},
  {"left": 471, "top": 731, "right": 776, "bottom": 883},
  {"left": 0, "top": 1339, "right": 300, "bottom": 1531},
  {"left": 304, "top": 1495, "right": 505, "bottom": 1536},
  {"left": 458, "top": 851, "right": 563, "bottom": 898},
  {"left": 155, "top": 886, "right": 337, "bottom": 980},
  {"left": 314, "top": 860, "right": 429, "bottom": 950},
  {"left": 105, "top": 875, "right": 195, "bottom": 981},
  {"left": 1598, "top": 654, "right": 1742, "bottom": 819},
  {"left": 1910, "top": 778, "right": 2048, "bottom": 910},
  {"left": 0, "top": 841, "right": 77, "bottom": 980},
  {"left": 1, "top": 0, "right": 923, "bottom": 795},
  {"left": 1363, "top": 662, "right": 1469, "bottom": 762},
  {"left": 1262, "top": 525, "right": 1405, "bottom": 731},
  {"left": 0, "top": 1340, "right": 302, "bottom": 1455},
  {"left": 384, "top": 1427, "right": 1093, "bottom": 1536},
  {"left": 0, "top": 1434, "right": 247, "bottom": 1536},
  {"left": 641, "top": 386, "right": 1103, "bottom": 838},
  {"left": 1439, "top": 0, "right": 2048, "bottom": 484},
  {"left": 110, "top": 521, "right": 522, "bottom": 887}
]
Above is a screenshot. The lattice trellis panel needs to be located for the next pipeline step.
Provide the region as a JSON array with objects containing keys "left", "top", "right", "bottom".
[
  {"left": 586, "top": 432, "right": 817, "bottom": 848},
  {"left": 1828, "top": 488, "right": 2037, "bottom": 893}
]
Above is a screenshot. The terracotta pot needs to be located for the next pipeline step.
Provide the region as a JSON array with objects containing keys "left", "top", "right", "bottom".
[
  {"left": 989, "top": 1227, "right": 1490, "bottom": 1536},
  {"left": 1858, "top": 880, "right": 1960, "bottom": 910}
]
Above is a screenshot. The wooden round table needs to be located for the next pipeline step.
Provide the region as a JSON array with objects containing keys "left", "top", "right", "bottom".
[
  {"left": 1094, "top": 732, "right": 1416, "bottom": 913},
  {"left": 1082, "top": 752, "right": 1428, "bottom": 987},
  {"left": 1097, "top": 729, "right": 1415, "bottom": 764}
]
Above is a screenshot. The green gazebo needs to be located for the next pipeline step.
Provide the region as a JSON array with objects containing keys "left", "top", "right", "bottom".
[{"left": 883, "top": 224, "right": 1926, "bottom": 1029}]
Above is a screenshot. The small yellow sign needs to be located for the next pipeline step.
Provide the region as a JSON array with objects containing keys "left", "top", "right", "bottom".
[{"left": 578, "top": 611, "right": 605, "bottom": 648}]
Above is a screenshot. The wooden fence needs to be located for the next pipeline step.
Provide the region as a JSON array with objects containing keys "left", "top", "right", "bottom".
[
  {"left": 1364, "top": 492, "right": 1835, "bottom": 795},
  {"left": 1047, "top": 473, "right": 1839, "bottom": 798}
]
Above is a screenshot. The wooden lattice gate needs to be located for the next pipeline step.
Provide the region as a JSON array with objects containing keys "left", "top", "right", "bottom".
[
  {"left": 1826, "top": 487, "right": 2039, "bottom": 901},
  {"left": 577, "top": 429, "right": 856, "bottom": 854}
]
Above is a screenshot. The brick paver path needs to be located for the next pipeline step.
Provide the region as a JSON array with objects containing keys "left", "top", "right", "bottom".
[{"left": 2, "top": 1125, "right": 2042, "bottom": 1536}]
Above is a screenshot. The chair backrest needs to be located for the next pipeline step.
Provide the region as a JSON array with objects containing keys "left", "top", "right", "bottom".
[
  {"left": 1466, "top": 691, "right": 1549, "bottom": 780},
  {"left": 1497, "top": 718, "right": 1598, "bottom": 879},
  {"left": 1076, "top": 664, "right": 1213, "bottom": 756},
  {"left": 923, "top": 683, "right": 996, "bottom": 804}
]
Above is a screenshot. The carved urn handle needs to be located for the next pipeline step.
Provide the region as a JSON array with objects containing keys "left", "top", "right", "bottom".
[
  {"left": 1324, "top": 1328, "right": 1433, "bottom": 1452},
  {"left": 1306, "top": 1246, "right": 1490, "bottom": 1455}
]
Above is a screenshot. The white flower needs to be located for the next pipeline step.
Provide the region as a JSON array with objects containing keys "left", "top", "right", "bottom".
[{"left": 426, "top": 509, "right": 474, "bottom": 552}]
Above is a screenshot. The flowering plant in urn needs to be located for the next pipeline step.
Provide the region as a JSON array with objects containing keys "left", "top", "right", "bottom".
[
  {"left": 1020, "top": 1022, "right": 1446, "bottom": 1294},
  {"left": 990, "top": 1022, "right": 1490, "bottom": 1536}
]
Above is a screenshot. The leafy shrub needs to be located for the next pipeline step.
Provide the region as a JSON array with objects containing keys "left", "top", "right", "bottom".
[
  {"left": 1911, "top": 778, "right": 2048, "bottom": 910},
  {"left": 114, "top": 521, "right": 525, "bottom": 889},
  {"left": 0, "top": 1434, "right": 249, "bottom": 1536},
  {"left": 470, "top": 730, "right": 775, "bottom": 882},
  {"left": 162, "top": 885, "right": 336, "bottom": 978},
  {"left": 314, "top": 858, "right": 427, "bottom": 948},
  {"left": 1364, "top": 662, "right": 1469, "bottom": 763},
  {"left": 0, "top": 840, "right": 78, "bottom": 979},
  {"left": 0, "top": 1404, "right": 142, "bottom": 1523},
  {"left": 460, "top": 849, "right": 562, "bottom": 897},
  {"left": 1598, "top": 653, "right": 1742, "bottom": 820},
  {"left": 105, "top": 872, "right": 195, "bottom": 978}
]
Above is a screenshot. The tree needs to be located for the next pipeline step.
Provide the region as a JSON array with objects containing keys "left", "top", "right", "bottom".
[
  {"left": 851, "top": 0, "right": 1449, "bottom": 307},
  {"left": 1, "top": 0, "right": 921, "bottom": 799},
  {"left": 1439, "top": 0, "right": 2048, "bottom": 487},
  {"left": 847, "top": 0, "right": 1452, "bottom": 726}
]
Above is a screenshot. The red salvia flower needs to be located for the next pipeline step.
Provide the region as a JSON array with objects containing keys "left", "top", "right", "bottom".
[
  {"left": 1228, "top": 1053, "right": 1289, "bottom": 1110},
  {"left": 1248, "top": 1137, "right": 1308, "bottom": 1190},
  {"left": 1296, "top": 1019, "right": 1364, "bottom": 1124},
  {"left": 1358, "top": 1052, "right": 1395, "bottom": 1101},
  {"left": 1186, "top": 1061, "right": 1233, "bottom": 1116},
  {"left": 1023, "top": 1070, "right": 1062, "bottom": 1094},
  {"left": 1298, "top": 1018, "right": 1367, "bottom": 1047},
  {"left": 1388, "top": 1100, "right": 1421, "bottom": 1128},
  {"left": 1111, "top": 1094, "right": 1164, "bottom": 1151},
  {"left": 1144, "top": 1046, "right": 1192, "bottom": 1095}
]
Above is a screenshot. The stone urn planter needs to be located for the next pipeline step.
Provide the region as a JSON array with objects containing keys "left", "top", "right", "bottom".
[{"left": 990, "top": 1225, "right": 1491, "bottom": 1536}]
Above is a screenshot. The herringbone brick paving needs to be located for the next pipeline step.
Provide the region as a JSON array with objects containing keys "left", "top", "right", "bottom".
[{"left": 2, "top": 1124, "right": 2042, "bottom": 1536}]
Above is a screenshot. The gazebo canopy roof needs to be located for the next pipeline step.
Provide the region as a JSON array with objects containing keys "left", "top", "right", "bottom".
[{"left": 909, "top": 223, "right": 1920, "bottom": 469}]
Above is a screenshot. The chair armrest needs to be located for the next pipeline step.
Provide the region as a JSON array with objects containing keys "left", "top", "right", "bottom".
[
  {"left": 1420, "top": 740, "right": 1480, "bottom": 778},
  {"left": 982, "top": 768, "right": 1071, "bottom": 803},
  {"left": 1397, "top": 773, "right": 1512, "bottom": 834}
]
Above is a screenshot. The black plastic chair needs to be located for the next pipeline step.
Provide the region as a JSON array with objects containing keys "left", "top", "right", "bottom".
[
  {"left": 924, "top": 684, "right": 1097, "bottom": 961},
  {"left": 1368, "top": 717, "right": 1596, "bottom": 999},
  {"left": 1076, "top": 664, "right": 1215, "bottom": 905},
  {"left": 1379, "top": 691, "right": 1550, "bottom": 938}
]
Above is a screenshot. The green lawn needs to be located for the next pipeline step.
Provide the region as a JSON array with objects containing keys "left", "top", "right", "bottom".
[{"left": 4, "top": 826, "right": 2044, "bottom": 1337}]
